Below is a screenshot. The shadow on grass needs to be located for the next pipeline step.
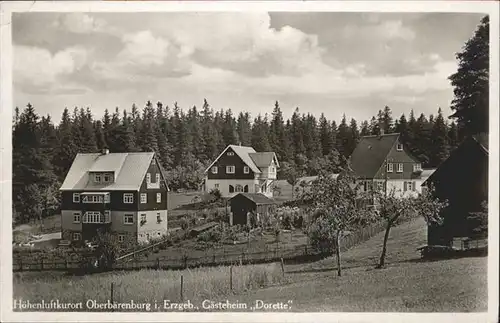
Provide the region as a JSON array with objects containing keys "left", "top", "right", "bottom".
[{"left": 286, "top": 262, "right": 370, "bottom": 274}]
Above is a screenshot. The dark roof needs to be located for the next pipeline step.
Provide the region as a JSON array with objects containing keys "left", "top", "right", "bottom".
[
  {"left": 230, "top": 193, "right": 275, "bottom": 205},
  {"left": 349, "top": 133, "right": 400, "bottom": 178}
]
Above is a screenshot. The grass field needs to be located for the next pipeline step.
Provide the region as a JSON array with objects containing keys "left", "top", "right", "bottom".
[
  {"left": 224, "top": 217, "right": 488, "bottom": 312},
  {"left": 13, "top": 262, "right": 288, "bottom": 311},
  {"left": 13, "top": 216, "right": 488, "bottom": 312}
]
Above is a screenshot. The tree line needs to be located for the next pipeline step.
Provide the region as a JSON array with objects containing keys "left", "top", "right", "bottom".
[{"left": 12, "top": 16, "right": 488, "bottom": 225}]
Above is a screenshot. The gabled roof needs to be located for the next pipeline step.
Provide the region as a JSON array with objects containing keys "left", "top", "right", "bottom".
[
  {"left": 230, "top": 193, "right": 275, "bottom": 205},
  {"left": 249, "top": 152, "right": 280, "bottom": 168},
  {"left": 348, "top": 133, "right": 400, "bottom": 178},
  {"left": 204, "top": 145, "right": 263, "bottom": 174},
  {"left": 60, "top": 152, "right": 156, "bottom": 191},
  {"left": 423, "top": 135, "right": 489, "bottom": 186}
]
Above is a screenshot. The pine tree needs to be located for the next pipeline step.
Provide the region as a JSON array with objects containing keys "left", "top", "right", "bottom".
[
  {"left": 302, "top": 113, "right": 321, "bottom": 159},
  {"left": 449, "top": 16, "right": 489, "bottom": 135},
  {"left": 222, "top": 109, "right": 239, "bottom": 146},
  {"left": 78, "top": 108, "right": 97, "bottom": 153},
  {"left": 94, "top": 120, "right": 107, "bottom": 150},
  {"left": 448, "top": 121, "right": 460, "bottom": 150},
  {"left": 139, "top": 101, "right": 159, "bottom": 153},
  {"left": 430, "top": 108, "right": 450, "bottom": 167},
  {"left": 319, "top": 113, "right": 335, "bottom": 156},
  {"left": 201, "top": 99, "right": 221, "bottom": 160},
  {"left": 381, "top": 106, "right": 393, "bottom": 133},
  {"left": 360, "top": 120, "right": 370, "bottom": 136},
  {"left": 336, "top": 114, "right": 349, "bottom": 158},
  {"left": 251, "top": 114, "right": 272, "bottom": 152},
  {"left": 290, "top": 108, "right": 305, "bottom": 161},
  {"left": 53, "top": 108, "right": 77, "bottom": 180},
  {"left": 236, "top": 112, "right": 252, "bottom": 147},
  {"left": 346, "top": 118, "right": 360, "bottom": 157},
  {"left": 369, "top": 116, "right": 380, "bottom": 135},
  {"left": 269, "top": 101, "right": 290, "bottom": 160}
]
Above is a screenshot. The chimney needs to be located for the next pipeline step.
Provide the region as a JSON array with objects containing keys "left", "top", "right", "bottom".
[{"left": 102, "top": 148, "right": 109, "bottom": 155}]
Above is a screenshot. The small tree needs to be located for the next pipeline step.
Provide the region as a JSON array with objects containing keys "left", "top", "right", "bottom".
[
  {"left": 374, "top": 187, "right": 447, "bottom": 268},
  {"left": 300, "top": 173, "right": 368, "bottom": 276},
  {"left": 467, "top": 200, "right": 488, "bottom": 238},
  {"left": 91, "top": 231, "right": 125, "bottom": 270}
]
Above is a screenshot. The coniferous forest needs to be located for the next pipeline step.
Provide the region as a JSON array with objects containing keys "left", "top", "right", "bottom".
[{"left": 12, "top": 16, "right": 489, "bottom": 225}]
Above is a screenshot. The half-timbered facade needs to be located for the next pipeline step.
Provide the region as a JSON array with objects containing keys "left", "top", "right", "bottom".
[
  {"left": 202, "top": 145, "right": 279, "bottom": 198},
  {"left": 59, "top": 150, "right": 169, "bottom": 245}
]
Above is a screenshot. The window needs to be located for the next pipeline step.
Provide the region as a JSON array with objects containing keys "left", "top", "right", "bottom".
[
  {"left": 73, "top": 212, "right": 81, "bottom": 223},
  {"left": 95, "top": 174, "right": 102, "bottom": 183},
  {"left": 118, "top": 235, "right": 125, "bottom": 242},
  {"left": 229, "top": 185, "right": 234, "bottom": 193},
  {"left": 156, "top": 193, "right": 161, "bottom": 203},
  {"left": 227, "top": 152, "right": 234, "bottom": 156},
  {"left": 104, "top": 194, "right": 110, "bottom": 203},
  {"left": 155, "top": 173, "right": 160, "bottom": 183},
  {"left": 211, "top": 166, "right": 218, "bottom": 174},
  {"left": 226, "top": 166, "right": 235, "bottom": 174},
  {"left": 73, "top": 233, "right": 81, "bottom": 241},
  {"left": 255, "top": 184, "right": 260, "bottom": 192},
  {"left": 104, "top": 173, "right": 111, "bottom": 183},
  {"left": 396, "top": 143, "right": 403, "bottom": 151},
  {"left": 397, "top": 163, "right": 404, "bottom": 173},
  {"left": 124, "top": 214, "right": 134, "bottom": 224},
  {"left": 140, "top": 214, "right": 146, "bottom": 224},
  {"left": 387, "top": 163, "right": 393, "bottom": 173},
  {"left": 413, "top": 163, "right": 422, "bottom": 172},
  {"left": 123, "top": 193, "right": 134, "bottom": 204},
  {"left": 73, "top": 193, "right": 80, "bottom": 203},
  {"left": 243, "top": 166, "right": 250, "bottom": 174},
  {"left": 82, "top": 195, "right": 104, "bottom": 203},
  {"left": 244, "top": 185, "right": 249, "bottom": 192},
  {"left": 214, "top": 183, "right": 220, "bottom": 189},
  {"left": 157, "top": 213, "right": 162, "bottom": 223},
  {"left": 235, "top": 184, "right": 243, "bottom": 192},
  {"left": 375, "top": 181, "right": 384, "bottom": 191},
  {"left": 404, "top": 181, "right": 415, "bottom": 192},
  {"left": 146, "top": 173, "right": 151, "bottom": 183},
  {"left": 269, "top": 166, "right": 275, "bottom": 173},
  {"left": 104, "top": 211, "right": 111, "bottom": 223},
  {"left": 141, "top": 193, "right": 147, "bottom": 204},
  {"left": 83, "top": 211, "right": 102, "bottom": 224}
]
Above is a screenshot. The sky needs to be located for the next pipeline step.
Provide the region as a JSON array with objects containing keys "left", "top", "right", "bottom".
[{"left": 12, "top": 12, "right": 485, "bottom": 124}]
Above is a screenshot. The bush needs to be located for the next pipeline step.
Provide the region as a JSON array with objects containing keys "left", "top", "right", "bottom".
[{"left": 180, "top": 218, "right": 189, "bottom": 230}]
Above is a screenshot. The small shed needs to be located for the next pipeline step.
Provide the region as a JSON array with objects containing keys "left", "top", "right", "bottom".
[
  {"left": 229, "top": 193, "right": 276, "bottom": 226},
  {"left": 189, "top": 221, "right": 218, "bottom": 238}
]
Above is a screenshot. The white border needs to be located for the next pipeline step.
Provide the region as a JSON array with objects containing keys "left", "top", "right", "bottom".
[{"left": 1, "top": 1, "right": 498, "bottom": 323}]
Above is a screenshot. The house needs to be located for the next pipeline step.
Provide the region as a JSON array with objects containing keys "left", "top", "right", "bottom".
[
  {"left": 423, "top": 134, "right": 489, "bottom": 246},
  {"left": 59, "top": 150, "right": 170, "bottom": 245},
  {"left": 348, "top": 132, "right": 424, "bottom": 198},
  {"left": 203, "top": 144, "right": 280, "bottom": 198},
  {"left": 229, "top": 193, "right": 276, "bottom": 226}
]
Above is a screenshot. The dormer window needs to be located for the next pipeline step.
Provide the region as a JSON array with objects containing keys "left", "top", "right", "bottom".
[
  {"left": 95, "top": 174, "right": 102, "bottom": 183},
  {"left": 211, "top": 166, "right": 218, "bottom": 174},
  {"left": 103, "top": 173, "right": 111, "bottom": 183},
  {"left": 396, "top": 143, "right": 403, "bottom": 151},
  {"left": 227, "top": 152, "right": 234, "bottom": 156}
]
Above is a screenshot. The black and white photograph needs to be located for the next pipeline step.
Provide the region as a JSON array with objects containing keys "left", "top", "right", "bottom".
[{"left": 0, "top": 1, "right": 498, "bottom": 322}]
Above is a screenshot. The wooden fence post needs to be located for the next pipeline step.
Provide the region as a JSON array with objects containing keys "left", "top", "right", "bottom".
[
  {"left": 110, "top": 282, "right": 114, "bottom": 306},
  {"left": 184, "top": 255, "right": 188, "bottom": 269},
  {"left": 304, "top": 245, "right": 308, "bottom": 256},
  {"left": 230, "top": 266, "right": 233, "bottom": 291},
  {"left": 19, "top": 258, "right": 22, "bottom": 271},
  {"left": 280, "top": 257, "right": 285, "bottom": 276},
  {"left": 40, "top": 259, "right": 44, "bottom": 270},
  {"left": 156, "top": 257, "right": 160, "bottom": 270},
  {"left": 65, "top": 259, "right": 68, "bottom": 270},
  {"left": 180, "top": 275, "right": 184, "bottom": 301},
  {"left": 239, "top": 252, "right": 243, "bottom": 266}
]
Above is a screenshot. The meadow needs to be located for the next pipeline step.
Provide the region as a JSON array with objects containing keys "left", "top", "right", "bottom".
[{"left": 13, "top": 262, "right": 288, "bottom": 312}]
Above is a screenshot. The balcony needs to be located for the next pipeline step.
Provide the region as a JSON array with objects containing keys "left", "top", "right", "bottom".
[
  {"left": 82, "top": 211, "right": 111, "bottom": 224},
  {"left": 81, "top": 192, "right": 110, "bottom": 204}
]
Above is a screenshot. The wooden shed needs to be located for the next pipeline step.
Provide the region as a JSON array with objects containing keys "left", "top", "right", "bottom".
[
  {"left": 229, "top": 193, "right": 276, "bottom": 227},
  {"left": 423, "top": 134, "right": 488, "bottom": 246}
]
